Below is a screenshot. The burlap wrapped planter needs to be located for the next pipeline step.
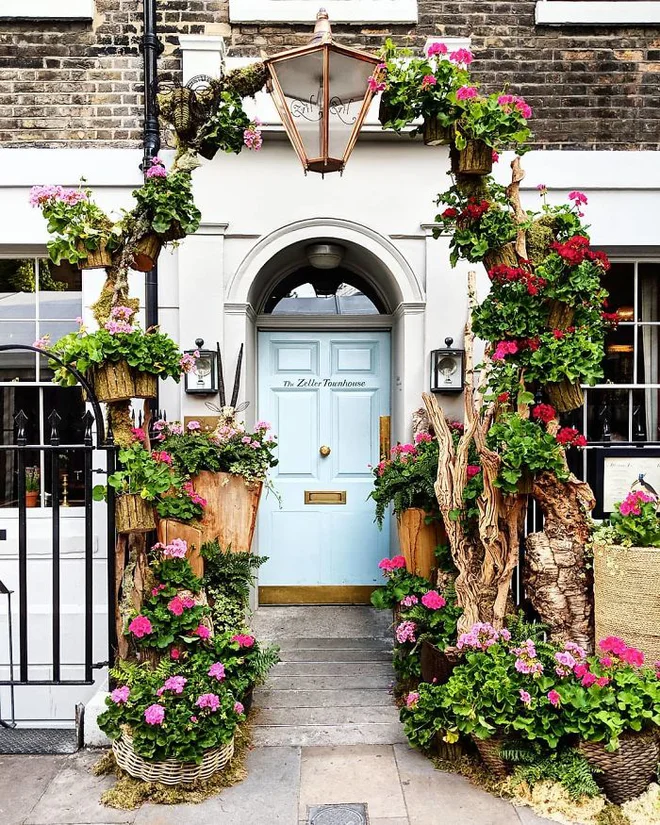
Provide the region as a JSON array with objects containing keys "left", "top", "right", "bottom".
[
  {"left": 579, "top": 730, "right": 660, "bottom": 804},
  {"left": 420, "top": 641, "right": 459, "bottom": 686},
  {"left": 116, "top": 493, "right": 156, "bottom": 534},
  {"left": 77, "top": 242, "right": 113, "bottom": 270},
  {"left": 594, "top": 543, "right": 660, "bottom": 665},
  {"left": 112, "top": 732, "right": 234, "bottom": 785},
  {"left": 450, "top": 139, "right": 492, "bottom": 176},
  {"left": 92, "top": 361, "right": 158, "bottom": 403},
  {"left": 423, "top": 117, "right": 451, "bottom": 146},
  {"left": 546, "top": 378, "right": 584, "bottom": 413},
  {"left": 482, "top": 243, "right": 517, "bottom": 274},
  {"left": 132, "top": 234, "right": 162, "bottom": 272},
  {"left": 471, "top": 733, "right": 511, "bottom": 778}
]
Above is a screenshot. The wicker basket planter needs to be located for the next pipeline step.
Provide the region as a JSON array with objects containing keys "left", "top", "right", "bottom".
[
  {"left": 420, "top": 641, "right": 459, "bottom": 685},
  {"left": 471, "top": 733, "right": 511, "bottom": 779},
  {"left": 92, "top": 361, "right": 158, "bottom": 403},
  {"left": 547, "top": 299, "right": 575, "bottom": 331},
  {"left": 450, "top": 139, "right": 492, "bottom": 176},
  {"left": 423, "top": 117, "right": 451, "bottom": 146},
  {"left": 482, "top": 243, "right": 517, "bottom": 273},
  {"left": 116, "top": 493, "right": 156, "bottom": 534},
  {"left": 579, "top": 730, "right": 660, "bottom": 804},
  {"left": 77, "top": 242, "right": 113, "bottom": 271},
  {"left": 112, "top": 732, "right": 235, "bottom": 785},
  {"left": 132, "top": 234, "right": 162, "bottom": 272},
  {"left": 546, "top": 378, "right": 584, "bottom": 413},
  {"left": 594, "top": 543, "right": 660, "bottom": 665},
  {"left": 396, "top": 508, "right": 445, "bottom": 580}
]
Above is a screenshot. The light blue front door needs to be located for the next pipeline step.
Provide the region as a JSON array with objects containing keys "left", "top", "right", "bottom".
[{"left": 257, "top": 331, "right": 391, "bottom": 592}]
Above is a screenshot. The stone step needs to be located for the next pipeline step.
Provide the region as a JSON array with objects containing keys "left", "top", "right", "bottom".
[
  {"left": 272, "top": 637, "right": 392, "bottom": 651},
  {"left": 255, "top": 705, "right": 400, "bottom": 726},
  {"left": 278, "top": 648, "right": 392, "bottom": 663},
  {"left": 265, "top": 674, "right": 393, "bottom": 691},
  {"left": 252, "top": 722, "right": 407, "bottom": 747},
  {"left": 272, "top": 662, "right": 394, "bottom": 677},
  {"left": 254, "top": 688, "right": 394, "bottom": 708}
]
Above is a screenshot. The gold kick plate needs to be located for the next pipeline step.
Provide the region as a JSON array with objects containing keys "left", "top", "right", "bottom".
[{"left": 304, "top": 490, "right": 347, "bottom": 505}]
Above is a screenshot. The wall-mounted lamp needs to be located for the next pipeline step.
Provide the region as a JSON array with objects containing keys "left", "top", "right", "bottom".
[
  {"left": 430, "top": 338, "right": 464, "bottom": 393},
  {"left": 184, "top": 338, "right": 218, "bottom": 395}
]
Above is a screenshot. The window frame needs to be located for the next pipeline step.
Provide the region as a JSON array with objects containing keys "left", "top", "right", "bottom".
[
  {"left": 228, "top": 0, "right": 418, "bottom": 25},
  {"left": 535, "top": 1, "right": 660, "bottom": 26},
  {"left": 0, "top": 0, "right": 95, "bottom": 20}
]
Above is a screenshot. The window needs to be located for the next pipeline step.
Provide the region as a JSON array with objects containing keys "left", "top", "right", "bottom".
[
  {"left": 535, "top": 2, "right": 660, "bottom": 26},
  {"left": 264, "top": 268, "right": 385, "bottom": 315},
  {"left": 0, "top": 0, "right": 95, "bottom": 19},
  {"left": 229, "top": 0, "right": 418, "bottom": 24},
  {"left": 0, "top": 258, "right": 86, "bottom": 508}
]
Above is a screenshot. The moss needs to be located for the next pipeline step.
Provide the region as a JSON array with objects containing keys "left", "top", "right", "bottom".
[{"left": 96, "top": 719, "right": 252, "bottom": 810}]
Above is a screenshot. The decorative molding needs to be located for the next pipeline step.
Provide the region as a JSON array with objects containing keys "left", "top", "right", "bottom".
[
  {"left": 0, "top": 0, "right": 95, "bottom": 18},
  {"left": 535, "top": 1, "right": 660, "bottom": 25},
  {"left": 229, "top": 0, "right": 418, "bottom": 24}
]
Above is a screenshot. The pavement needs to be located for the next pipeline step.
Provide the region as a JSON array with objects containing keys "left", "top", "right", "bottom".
[{"left": 0, "top": 606, "right": 559, "bottom": 825}]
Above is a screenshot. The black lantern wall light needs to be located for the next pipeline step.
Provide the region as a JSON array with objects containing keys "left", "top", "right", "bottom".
[
  {"left": 430, "top": 338, "right": 465, "bottom": 393},
  {"left": 264, "top": 9, "right": 381, "bottom": 175},
  {"left": 184, "top": 339, "right": 218, "bottom": 395}
]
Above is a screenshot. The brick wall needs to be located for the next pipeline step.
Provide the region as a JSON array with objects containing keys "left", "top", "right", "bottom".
[{"left": 0, "top": 0, "right": 658, "bottom": 148}]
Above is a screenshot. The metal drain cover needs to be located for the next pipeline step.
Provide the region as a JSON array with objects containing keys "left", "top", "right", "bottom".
[{"left": 308, "top": 803, "right": 368, "bottom": 825}]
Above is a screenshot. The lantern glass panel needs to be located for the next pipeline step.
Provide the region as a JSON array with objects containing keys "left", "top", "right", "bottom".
[
  {"left": 327, "top": 50, "right": 374, "bottom": 160},
  {"left": 272, "top": 50, "right": 324, "bottom": 160}
]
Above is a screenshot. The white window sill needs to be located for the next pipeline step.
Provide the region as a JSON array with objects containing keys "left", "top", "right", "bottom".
[
  {"left": 535, "top": 1, "right": 660, "bottom": 25},
  {"left": 229, "top": 0, "right": 418, "bottom": 24},
  {"left": 0, "top": 0, "right": 94, "bottom": 19}
]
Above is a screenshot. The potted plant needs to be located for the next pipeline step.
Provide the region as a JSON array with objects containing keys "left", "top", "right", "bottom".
[
  {"left": 555, "top": 635, "right": 660, "bottom": 803},
  {"left": 195, "top": 90, "right": 261, "bottom": 160},
  {"left": 25, "top": 466, "right": 39, "bottom": 507},
  {"left": 47, "top": 309, "right": 194, "bottom": 403},
  {"left": 592, "top": 490, "right": 660, "bottom": 665},
  {"left": 30, "top": 184, "right": 120, "bottom": 269}
]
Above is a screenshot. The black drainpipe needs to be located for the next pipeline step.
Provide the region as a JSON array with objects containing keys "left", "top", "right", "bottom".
[{"left": 140, "top": 0, "right": 162, "bottom": 408}]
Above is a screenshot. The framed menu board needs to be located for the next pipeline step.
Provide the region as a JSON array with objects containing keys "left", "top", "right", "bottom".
[{"left": 596, "top": 447, "right": 660, "bottom": 515}]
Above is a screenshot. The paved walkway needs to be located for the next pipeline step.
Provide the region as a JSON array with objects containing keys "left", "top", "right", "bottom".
[{"left": 0, "top": 607, "right": 558, "bottom": 825}]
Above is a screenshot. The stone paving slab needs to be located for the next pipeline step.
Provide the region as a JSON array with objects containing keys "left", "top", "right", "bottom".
[{"left": 0, "top": 754, "right": 67, "bottom": 825}]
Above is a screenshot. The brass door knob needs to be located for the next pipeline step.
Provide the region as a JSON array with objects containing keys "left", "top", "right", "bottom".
[{"left": 319, "top": 445, "right": 331, "bottom": 457}]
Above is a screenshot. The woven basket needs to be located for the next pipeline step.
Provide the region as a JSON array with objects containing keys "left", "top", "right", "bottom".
[
  {"left": 116, "top": 493, "right": 156, "bottom": 534},
  {"left": 594, "top": 543, "right": 660, "bottom": 665},
  {"left": 471, "top": 733, "right": 511, "bottom": 779},
  {"left": 132, "top": 234, "right": 162, "bottom": 272},
  {"left": 579, "top": 730, "right": 659, "bottom": 804},
  {"left": 420, "top": 641, "right": 459, "bottom": 685},
  {"left": 450, "top": 139, "right": 492, "bottom": 176},
  {"left": 547, "top": 299, "right": 575, "bottom": 330},
  {"left": 92, "top": 361, "right": 158, "bottom": 403},
  {"left": 482, "top": 243, "right": 517, "bottom": 274},
  {"left": 112, "top": 732, "right": 234, "bottom": 785},
  {"left": 423, "top": 117, "right": 451, "bottom": 146},
  {"left": 546, "top": 378, "right": 584, "bottom": 413},
  {"left": 77, "top": 242, "right": 113, "bottom": 271}
]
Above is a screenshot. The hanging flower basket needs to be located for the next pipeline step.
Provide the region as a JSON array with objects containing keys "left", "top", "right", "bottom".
[
  {"left": 471, "top": 733, "right": 511, "bottom": 779},
  {"left": 546, "top": 378, "right": 584, "bottom": 413},
  {"left": 450, "top": 139, "right": 492, "bottom": 176},
  {"left": 92, "top": 361, "right": 158, "bottom": 403},
  {"left": 77, "top": 241, "right": 113, "bottom": 271},
  {"left": 116, "top": 493, "right": 156, "bottom": 534},
  {"left": 420, "top": 641, "right": 459, "bottom": 685},
  {"left": 131, "top": 234, "right": 162, "bottom": 273},
  {"left": 396, "top": 508, "right": 444, "bottom": 580},
  {"left": 423, "top": 117, "right": 451, "bottom": 146},
  {"left": 579, "top": 729, "right": 660, "bottom": 804},
  {"left": 482, "top": 243, "right": 517, "bottom": 273},
  {"left": 594, "top": 543, "right": 660, "bottom": 665},
  {"left": 547, "top": 299, "right": 575, "bottom": 330},
  {"left": 112, "top": 732, "right": 234, "bottom": 785},
  {"left": 193, "top": 471, "right": 263, "bottom": 551}
]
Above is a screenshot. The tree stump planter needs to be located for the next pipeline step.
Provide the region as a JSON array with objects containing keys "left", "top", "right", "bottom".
[
  {"left": 193, "top": 471, "right": 263, "bottom": 551},
  {"left": 420, "top": 641, "right": 459, "bottom": 685},
  {"left": 482, "top": 243, "right": 517, "bottom": 273},
  {"left": 112, "top": 732, "right": 235, "bottom": 785},
  {"left": 547, "top": 299, "right": 575, "bottom": 331},
  {"left": 579, "top": 730, "right": 660, "bottom": 804},
  {"left": 450, "top": 140, "right": 492, "bottom": 176},
  {"left": 92, "top": 361, "right": 157, "bottom": 403},
  {"left": 471, "top": 733, "right": 511, "bottom": 779},
  {"left": 131, "top": 234, "right": 162, "bottom": 272},
  {"left": 423, "top": 117, "right": 451, "bottom": 146},
  {"left": 77, "top": 242, "right": 113, "bottom": 270},
  {"left": 156, "top": 519, "right": 204, "bottom": 577},
  {"left": 594, "top": 544, "right": 660, "bottom": 664},
  {"left": 546, "top": 378, "right": 584, "bottom": 413},
  {"left": 116, "top": 494, "right": 156, "bottom": 534},
  {"left": 396, "top": 508, "right": 444, "bottom": 580}
]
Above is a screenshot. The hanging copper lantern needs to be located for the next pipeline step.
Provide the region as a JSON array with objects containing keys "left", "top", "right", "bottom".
[{"left": 264, "top": 8, "right": 381, "bottom": 175}]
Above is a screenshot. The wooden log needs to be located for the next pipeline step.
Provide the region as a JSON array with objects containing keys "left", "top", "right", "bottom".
[
  {"left": 396, "top": 509, "right": 444, "bottom": 580},
  {"left": 156, "top": 518, "right": 204, "bottom": 578},
  {"left": 193, "top": 470, "right": 263, "bottom": 552}
]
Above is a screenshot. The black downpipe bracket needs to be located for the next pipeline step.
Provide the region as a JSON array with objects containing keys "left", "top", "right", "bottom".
[{"left": 140, "top": 0, "right": 163, "bottom": 410}]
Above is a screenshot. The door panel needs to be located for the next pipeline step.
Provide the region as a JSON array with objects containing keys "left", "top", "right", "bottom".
[{"left": 258, "top": 331, "right": 390, "bottom": 595}]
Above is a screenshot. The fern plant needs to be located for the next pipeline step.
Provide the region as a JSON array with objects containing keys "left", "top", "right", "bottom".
[{"left": 501, "top": 741, "right": 601, "bottom": 800}]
